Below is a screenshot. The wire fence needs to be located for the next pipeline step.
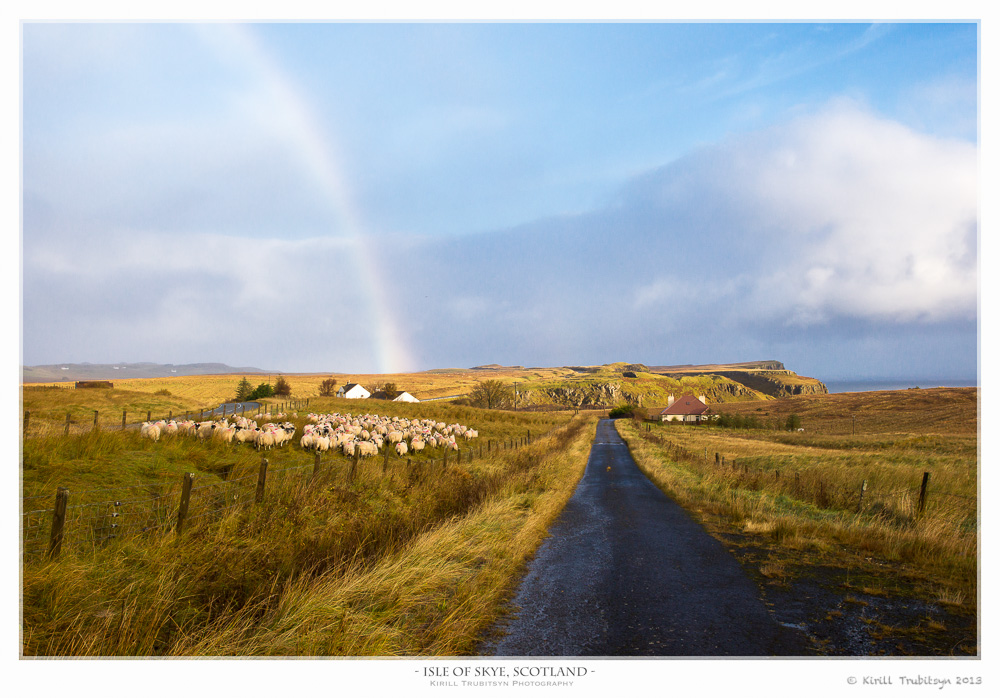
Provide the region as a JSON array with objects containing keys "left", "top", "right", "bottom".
[
  {"left": 21, "top": 399, "right": 310, "bottom": 439},
  {"left": 22, "top": 432, "right": 536, "bottom": 561},
  {"left": 634, "top": 423, "right": 977, "bottom": 529}
]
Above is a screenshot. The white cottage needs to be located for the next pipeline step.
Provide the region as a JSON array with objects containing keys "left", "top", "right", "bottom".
[
  {"left": 659, "top": 394, "right": 710, "bottom": 422},
  {"left": 337, "top": 382, "right": 371, "bottom": 399}
]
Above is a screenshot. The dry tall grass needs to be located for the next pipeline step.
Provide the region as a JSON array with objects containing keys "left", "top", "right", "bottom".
[
  {"left": 616, "top": 389, "right": 978, "bottom": 610},
  {"left": 21, "top": 407, "right": 596, "bottom": 656}
]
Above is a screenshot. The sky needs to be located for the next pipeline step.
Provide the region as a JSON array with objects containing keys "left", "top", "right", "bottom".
[{"left": 19, "top": 15, "right": 983, "bottom": 382}]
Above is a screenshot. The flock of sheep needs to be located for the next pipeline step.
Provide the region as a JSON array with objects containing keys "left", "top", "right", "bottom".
[
  {"left": 138, "top": 414, "right": 297, "bottom": 450},
  {"left": 138, "top": 411, "right": 479, "bottom": 459},
  {"left": 299, "top": 412, "right": 478, "bottom": 458}
]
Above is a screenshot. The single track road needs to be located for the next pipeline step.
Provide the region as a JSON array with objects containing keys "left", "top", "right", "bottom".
[{"left": 481, "top": 418, "right": 811, "bottom": 656}]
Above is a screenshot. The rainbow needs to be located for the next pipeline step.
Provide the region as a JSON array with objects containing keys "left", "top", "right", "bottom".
[{"left": 200, "top": 23, "right": 415, "bottom": 373}]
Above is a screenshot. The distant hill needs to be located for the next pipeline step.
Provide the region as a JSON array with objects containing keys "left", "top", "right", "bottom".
[{"left": 21, "top": 362, "right": 274, "bottom": 383}]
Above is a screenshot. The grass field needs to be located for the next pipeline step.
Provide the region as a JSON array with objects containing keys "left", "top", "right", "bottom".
[
  {"left": 20, "top": 369, "right": 578, "bottom": 436},
  {"left": 20, "top": 384, "right": 596, "bottom": 656},
  {"left": 615, "top": 386, "right": 978, "bottom": 655},
  {"left": 21, "top": 373, "right": 978, "bottom": 656}
]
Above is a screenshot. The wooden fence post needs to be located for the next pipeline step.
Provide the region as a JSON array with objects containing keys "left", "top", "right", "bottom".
[
  {"left": 64, "top": 412, "right": 71, "bottom": 436},
  {"left": 24, "top": 410, "right": 29, "bottom": 432},
  {"left": 255, "top": 458, "right": 268, "bottom": 503},
  {"left": 93, "top": 410, "right": 99, "bottom": 430},
  {"left": 48, "top": 487, "right": 69, "bottom": 558},
  {"left": 176, "top": 473, "right": 194, "bottom": 535},
  {"left": 918, "top": 472, "right": 930, "bottom": 514},
  {"left": 147, "top": 410, "right": 151, "bottom": 423},
  {"left": 122, "top": 410, "right": 127, "bottom": 429},
  {"left": 858, "top": 480, "right": 868, "bottom": 513}
]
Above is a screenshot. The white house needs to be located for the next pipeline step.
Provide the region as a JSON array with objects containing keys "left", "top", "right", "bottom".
[
  {"left": 392, "top": 391, "right": 419, "bottom": 403},
  {"left": 337, "top": 382, "right": 371, "bottom": 399},
  {"left": 659, "top": 394, "right": 710, "bottom": 422}
]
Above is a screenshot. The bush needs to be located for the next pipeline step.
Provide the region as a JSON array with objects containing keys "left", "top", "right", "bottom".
[
  {"left": 608, "top": 404, "right": 634, "bottom": 419},
  {"left": 273, "top": 376, "right": 291, "bottom": 397},
  {"left": 248, "top": 383, "right": 274, "bottom": 400},
  {"left": 468, "top": 379, "right": 513, "bottom": 410}
]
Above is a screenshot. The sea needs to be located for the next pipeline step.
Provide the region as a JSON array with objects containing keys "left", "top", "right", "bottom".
[{"left": 824, "top": 379, "right": 978, "bottom": 394}]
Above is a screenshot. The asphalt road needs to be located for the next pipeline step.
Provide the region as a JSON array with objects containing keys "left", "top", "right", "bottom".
[{"left": 480, "top": 419, "right": 811, "bottom": 657}]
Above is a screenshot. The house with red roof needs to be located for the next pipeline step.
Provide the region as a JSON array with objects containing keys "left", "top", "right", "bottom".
[{"left": 658, "top": 394, "right": 711, "bottom": 422}]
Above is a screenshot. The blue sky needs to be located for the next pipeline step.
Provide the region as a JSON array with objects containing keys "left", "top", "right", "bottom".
[{"left": 20, "top": 18, "right": 981, "bottom": 381}]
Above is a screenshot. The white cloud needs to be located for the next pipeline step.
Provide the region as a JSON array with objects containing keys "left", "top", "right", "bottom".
[{"left": 640, "top": 100, "right": 978, "bottom": 327}]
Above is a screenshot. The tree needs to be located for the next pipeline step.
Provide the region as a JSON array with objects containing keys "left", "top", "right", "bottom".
[
  {"left": 249, "top": 383, "right": 274, "bottom": 400},
  {"left": 785, "top": 413, "right": 802, "bottom": 431},
  {"left": 381, "top": 382, "right": 400, "bottom": 400},
  {"left": 468, "top": 379, "right": 513, "bottom": 410},
  {"left": 273, "top": 375, "right": 291, "bottom": 397},
  {"left": 319, "top": 378, "right": 338, "bottom": 397},
  {"left": 235, "top": 377, "right": 254, "bottom": 401}
]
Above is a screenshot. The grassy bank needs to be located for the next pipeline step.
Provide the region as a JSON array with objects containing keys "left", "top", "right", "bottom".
[{"left": 22, "top": 406, "right": 596, "bottom": 656}]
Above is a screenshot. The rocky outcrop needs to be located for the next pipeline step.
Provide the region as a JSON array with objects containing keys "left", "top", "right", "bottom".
[
  {"left": 519, "top": 376, "right": 763, "bottom": 408},
  {"left": 710, "top": 371, "right": 828, "bottom": 398}
]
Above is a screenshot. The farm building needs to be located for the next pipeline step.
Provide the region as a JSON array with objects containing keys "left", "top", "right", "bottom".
[
  {"left": 370, "top": 389, "right": 420, "bottom": 403},
  {"left": 659, "top": 394, "right": 711, "bottom": 422},
  {"left": 337, "top": 382, "right": 371, "bottom": 399}
]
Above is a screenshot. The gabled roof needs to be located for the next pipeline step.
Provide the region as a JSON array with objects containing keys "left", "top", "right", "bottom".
[
  {"left": 341, "top": 382, "right": 359, "bottom": 391},
  {"left": 660, "top": 395, "right": 709, "bottom": 415}
]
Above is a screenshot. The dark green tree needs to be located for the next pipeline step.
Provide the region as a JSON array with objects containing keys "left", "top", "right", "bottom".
[
  {"left": 785, "top": 413, "right": 802, "bottom": 431},
  {"left": 235, "top": 376, "right": 254, "bottom": 401}
]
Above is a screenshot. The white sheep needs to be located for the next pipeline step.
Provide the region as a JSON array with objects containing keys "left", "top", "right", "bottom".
[{"left": 140, "top": 422, "right": 161, "bottom": 442}]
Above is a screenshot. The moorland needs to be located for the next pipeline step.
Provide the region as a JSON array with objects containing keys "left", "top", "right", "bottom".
[{"left": 20, "top": 362, "right": 977, "bottom": 656}]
